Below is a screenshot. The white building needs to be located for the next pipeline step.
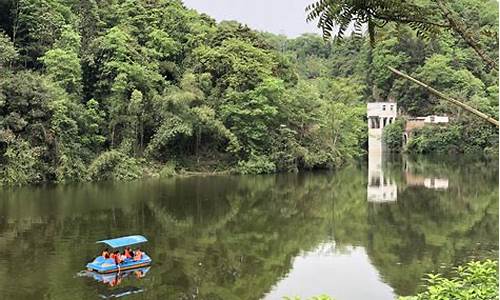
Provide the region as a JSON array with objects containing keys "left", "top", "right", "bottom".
[
  {"left": 424, "top": 178, "right": 449, "bottom": 190},
  {"left": 406, "top": 115, "right": 449, "bottom": 124},
  {"left": 367, "top": 102, "right": 398, "bottom": 203},
  {"left": 367, "top": 102, "right": 398, "bottom": 153},
  {"left": 367, "top": 102, "right": 398, "bottom": 129},
  {"left": 424, "top": 115, "right": 449, "bottom": 124}
]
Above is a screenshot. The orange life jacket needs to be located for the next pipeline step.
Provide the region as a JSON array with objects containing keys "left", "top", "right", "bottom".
[
  {"left": 125, "top": 249, "right": 132, "bottom": 259},
  {"left": 133, "top": 250, "right": 143, "bottom": 261}
]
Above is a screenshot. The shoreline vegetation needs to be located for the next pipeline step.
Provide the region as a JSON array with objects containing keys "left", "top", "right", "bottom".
[{"left": 0, "top": 0, "right": 498, "bottom": 186}]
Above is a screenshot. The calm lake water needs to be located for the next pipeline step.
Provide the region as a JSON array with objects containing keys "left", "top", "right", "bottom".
[{"left": 0, "top": 155, "right": 497, "bottom": 300}]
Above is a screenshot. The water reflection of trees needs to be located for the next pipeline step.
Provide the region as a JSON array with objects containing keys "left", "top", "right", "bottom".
[
  {"left": 0, "top": 157, "right": 497, "bottom": 299},
  {"left": 364, "top": 156, "right": 499, "bottom": 295}
]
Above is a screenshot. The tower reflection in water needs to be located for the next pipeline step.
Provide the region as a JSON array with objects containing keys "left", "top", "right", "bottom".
[
  {"left": 367, "top": 101, "right": 449, "bottom": 203},
  {"left": 367, "top": 142, "right": 449, "bottom": 203}
]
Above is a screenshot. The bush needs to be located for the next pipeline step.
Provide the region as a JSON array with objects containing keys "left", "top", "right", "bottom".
[
  {"left": 0, "top": 139, "right": 42, "bottom": 185},
  {"left": 159, "top": 162, "right": 177, "bottom": 178},
  {"left": 405, "top": 120, "right": 498, "bottom": 155},
  {"left": 87, "top": 150, "right": 143, "bottom": 181},
  {"left": 406, "top": 125, "right": 461, "bottom": 154},
  {"left": 400, "top": 260, "right": 498, "bottom": 300},
  {"left": 55, "top": 152, "right": 87, "bottom": 183},
  {"left": 236, "top": 154, "right": 276, "bottom": 175},
  {"left": 383, "top": 118, "right": 405, "bottom": 151}
]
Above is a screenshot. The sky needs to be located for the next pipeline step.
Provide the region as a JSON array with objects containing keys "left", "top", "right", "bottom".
[{"left": 182, "top": 0, "right": 322, "bottom": 37}]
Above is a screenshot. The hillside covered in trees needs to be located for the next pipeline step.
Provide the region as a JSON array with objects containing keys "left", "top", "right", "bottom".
[{"left": 0, "top": 0, "right": 498, "bottom": 185}]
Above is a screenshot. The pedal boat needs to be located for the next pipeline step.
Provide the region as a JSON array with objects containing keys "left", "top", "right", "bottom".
[{"left": 86, "top": 235, "right": 152, "bottom": 274}]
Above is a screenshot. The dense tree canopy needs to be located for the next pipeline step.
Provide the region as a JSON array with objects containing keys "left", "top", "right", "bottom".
[
  {"left": 0, "top": 0, "right": 370, "bottom": 184},
  {"left": 0, "top": 0, "right": 497, "bottom": 184}
]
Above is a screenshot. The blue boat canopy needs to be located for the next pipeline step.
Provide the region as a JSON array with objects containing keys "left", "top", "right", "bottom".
[{"left": 97, "top": 235, "right": 148, "bottom": 248}]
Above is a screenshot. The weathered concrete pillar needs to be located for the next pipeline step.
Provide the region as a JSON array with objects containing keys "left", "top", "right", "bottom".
[{"left": 367, "top": 102, "right": 398, "bottom": 203}]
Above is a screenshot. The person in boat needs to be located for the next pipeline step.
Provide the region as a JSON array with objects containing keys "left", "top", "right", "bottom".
[
  {"left": 101, "top": 248, "right": 110, "bottom": 258},
  {"left": 111, "top": 250, "right": 122, "bottom": 264},
  {"left": 124, "top": 247, "right": 133, "bottom": 259},
  {"left": 119, "top": 251, "right": 127, "bottom": 262},
  {"left": 133, "top": 247, "right": 143, "bottom": 261}
]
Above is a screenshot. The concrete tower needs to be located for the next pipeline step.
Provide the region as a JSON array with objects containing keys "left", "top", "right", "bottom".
[{"left": 367, "top": 102, "right": 397, "bottom": 203}]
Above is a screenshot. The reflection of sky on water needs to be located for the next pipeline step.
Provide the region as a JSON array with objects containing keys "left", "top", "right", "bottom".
[{"left": 264, "top": 243, "right": 395, "bottom": 300}]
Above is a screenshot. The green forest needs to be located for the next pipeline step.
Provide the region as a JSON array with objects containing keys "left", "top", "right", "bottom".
[{"left": 0, "top": 0, "right": 498, "bottom": 185}]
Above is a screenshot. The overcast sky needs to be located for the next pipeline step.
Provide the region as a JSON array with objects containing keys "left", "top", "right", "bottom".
[{"left": 182, "top": 0, "right": 321, "bottom": 37}]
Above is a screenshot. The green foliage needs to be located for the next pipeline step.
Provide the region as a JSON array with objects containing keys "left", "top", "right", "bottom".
[
  {"left": 236, "top": 154, "right": 276, "bottom": 175},
  {"left": 221, "top": 78, "right": 282, "bottom": 157},
  {"left": 399, "top": 260, "right": 499, "bottom": 300},
  {"left": 0, "top": 30, "right": 17, "bottom": 67},
  {"left": 305, "top": 0, "right": 499, "bottom": 71},
  {"left": 0, "top": 0, "right": 497, "bottom": 184},
  {"left": 286, "top": 33, "right": 331, "bottom": 59},
  {"left": 395, "top": 53, "right": 489, "bottom": 116},
  {"left": 0, "top": 138, "right": 41, "bottom": 185},
  {"left": 315, "top": 77, "right": 365, "bottom": 104},
  {"left": 406, "top": 125, "right": 461, "bottom": 154},
  {"left": 55, "top": 152, "right": 86, "bottom": 183},
  {"left": 192, "top": 38, "right": 278, "bottom": 91},
  {"left": 88, "top": 150, "right": 143, "bottom": 181},
  {"left": 146, "top": 29, "right": 180, "bottom": 59},
  {"left": 371, "top": 37, "right": 410, "bottom": 97},
  {"left": 40, "top": 48, "right": 82, "bottom": 95},
  {"left": 383, "top": 119, "right": 405, "bottom": 151},
  {"left": 159, "top": 161, "right": 177, "bottom": 178},
  {"left": 406, "top": 120, "right": 498, "bottom": 154},
  {"left": 0, "top": 70, "right": 96, "bottom": 183},
  {"left": 308, "top": 101, "right": 366, "bottom": 167},
  {"left": 10, "top": 0, "right": 75, "bottom": 66},
  {"left": 79, "top": 99, "right": 106, "bottom": 152}
]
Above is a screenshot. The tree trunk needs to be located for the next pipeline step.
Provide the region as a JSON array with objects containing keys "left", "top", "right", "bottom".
[
  {"left": 111, "top": 124, "right": 115, "bottom": 148},
  {"left": 195, "top": 127, "right": 201, "bottom": 164},
  {"left": 12, "top": 0, "right": 20, "bottom": 46},
  {"left": 139, "top": 119, "right": 144, "bottom": 155},
  {"left": 388, "top": 66, "right": 499, "bottom": 128}
]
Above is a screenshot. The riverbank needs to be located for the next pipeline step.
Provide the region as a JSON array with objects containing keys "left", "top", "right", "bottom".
[{"left": 3, "top": 149, "right": 498, "bottom": 186}]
